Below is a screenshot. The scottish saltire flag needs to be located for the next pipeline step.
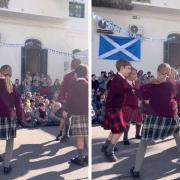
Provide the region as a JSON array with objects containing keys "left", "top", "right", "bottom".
[{"left": 99, "top": 34, "right": 141, "bottom": 61}]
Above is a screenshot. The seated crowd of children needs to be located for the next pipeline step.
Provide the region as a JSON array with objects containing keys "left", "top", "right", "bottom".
[{"left": 14, "top": 72, "right": 63, "bottom": 128}]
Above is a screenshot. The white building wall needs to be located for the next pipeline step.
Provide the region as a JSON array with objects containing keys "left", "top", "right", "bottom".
[
  {"left": 92, "top": 7, "right": 180, "bottom": 76},
  {"left": 0, "top": 0, "right": 88, "bottom": 82},
  {"left": 149, "top": 0, "right": 180, "bottom": 9},
  {"left": 8, "top": 0, "right": 68, "bottom": 18}
]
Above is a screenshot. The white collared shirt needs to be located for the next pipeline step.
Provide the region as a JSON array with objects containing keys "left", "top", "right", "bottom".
[
  {"left": 127, "top": 80, "right": 135, "bottom": 87},
  {"left": 118, "top": 72, "right": 126, "bottom": 79},
  {"left": 77, "top": 77, "right": 86, "bottom": 81}
]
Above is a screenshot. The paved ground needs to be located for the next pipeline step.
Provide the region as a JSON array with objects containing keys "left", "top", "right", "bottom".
[
  {"left": 0, "top": 127, "right": 88, "bottom": 180},
  {"left": 92, "top": 124, "right": 180, "bottom": 180}
]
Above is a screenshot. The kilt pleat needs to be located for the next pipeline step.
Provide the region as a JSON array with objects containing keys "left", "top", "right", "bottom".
[
  {"left": 102, "top": 109, "right": 126, "bottom": 134},
  {"left": 141, "top": 115, "right": 179, "bottom": 140},
  {"left": 0, "top": 117, "right": 16, "bottom": 140},
  {"left": 122, "top": 106, "right": 142, "bottom": 123},
  {"left": 70, "top": 115, "right": 88, "bottom": 136}
]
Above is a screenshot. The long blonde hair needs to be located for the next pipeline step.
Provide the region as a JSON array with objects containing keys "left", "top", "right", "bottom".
[{"left": 0, "top": 65, "right": 13, "bottom": 94}]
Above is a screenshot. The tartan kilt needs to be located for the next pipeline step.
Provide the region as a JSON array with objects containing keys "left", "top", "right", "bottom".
[
  {"left": 70, "top": 115, "right": 88, "bottom": 136},
  {"left": 141, "top": 115, "right": 180, "bottom": 140},
  {"left": 122, "top": 106, "right": 142, "bottom": 123},
  {"left": 102, "top": 109, "right": 126, "bottom": 134},
  {"left": 0, "top": 117, "right": 17, "bottom": 140}
]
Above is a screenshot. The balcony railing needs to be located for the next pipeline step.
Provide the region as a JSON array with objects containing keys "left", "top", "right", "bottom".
[
  {"left": 133, "top": 0, "right": 150, "bottom": 3},
  {"left": 92, "top": 0, "right": 134, "bottom": 10}
]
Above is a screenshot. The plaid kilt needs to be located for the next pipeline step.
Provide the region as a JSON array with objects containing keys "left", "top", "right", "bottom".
[
  {"left": 103, "top": 109, "right": 126, "bottom": 134},
  {"left": 70, "top": 115, "right": 88, "bottom": 136},
  {"left": 0, "top": 117, "right": 17, "bottom": 140},
  {"left": 122, "top": 106, "right": 142, "bottom": 123},
  {"left": 141, "top": 115, "right": 180, "bottom": 140}
]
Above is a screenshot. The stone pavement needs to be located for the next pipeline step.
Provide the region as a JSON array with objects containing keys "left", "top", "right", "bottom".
[
  {"left": 92, "top": 124, "right": 180, "bottom": 180},
  {"left": 0, "top": 127, "right": 88, "bottom": 180}
]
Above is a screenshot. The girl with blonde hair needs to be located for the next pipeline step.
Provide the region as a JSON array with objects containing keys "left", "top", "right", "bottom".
[
  {"left": 0, "top": 65, "right": 23, "bottom": 174},
  {"left": 130, "top": 63, "right": 180, "bottom": 177}
]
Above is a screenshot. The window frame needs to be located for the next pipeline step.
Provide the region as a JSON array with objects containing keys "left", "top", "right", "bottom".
[{"left": 69, "top": 2, "right": 85, "bottom": 18}]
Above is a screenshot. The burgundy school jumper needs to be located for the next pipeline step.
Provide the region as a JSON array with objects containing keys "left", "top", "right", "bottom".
[
  {"left": 122, "top": 80, "right": 142, "bottom": 123},
  {"left": 139, "top": 80, "right": 179, "bottom": 140},
  {"left": 0, "top": 79, "right": 23, "bottom": 139},
  {"left": 65, "top": 78, "right": 88, "bottom": 116},
  {"left": 140, "top": 80, "right": 178, "bottom": 118},
  {"left": 103, "top": 74, "right": 130, "bottom": 133},
  {"left": 58, "top": 71, "right": 76, "bottom": 104},
  {"left": 65, "top": 78, "right": 88, "bottom": 136}
]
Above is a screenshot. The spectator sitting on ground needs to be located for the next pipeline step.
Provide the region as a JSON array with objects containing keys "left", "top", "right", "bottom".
[
  {"left": 31, "top": 80, "right": 40, "bottom": 93},
  {"left": 23, "top": 99, "right": 36, "bottom": 128},
  {"left": 35, "top": 103, "right": 48, "bottom": 126},
  {"left": 49, "top": 102, "right": 62, "bottom": 126},
  {"left": 32, "top": 72, "right": 40, "bottom": 82},
  {"left": 25, "top": 80, "right": 32, "bottom": 92}
]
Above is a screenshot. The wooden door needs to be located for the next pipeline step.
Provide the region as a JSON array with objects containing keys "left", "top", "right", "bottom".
[{"left": 21, "top": 47, "right": 48, "bottom": 80}]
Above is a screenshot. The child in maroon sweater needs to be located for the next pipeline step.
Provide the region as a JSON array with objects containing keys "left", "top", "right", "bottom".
[
  {"left": 64, "top": 64, "right": 88, "bottom": 166},
  {"left": 122, "top": 68, "right": 142, "bottom": 145},
  {"left": 130, "top": 63, "right": 180, "bottom": 178},
  {"left": 102, "top": 59, "right": 132, "bottom": 162},
  {"left": 0, "top": 65, "right": 23, "bottom": 174}
]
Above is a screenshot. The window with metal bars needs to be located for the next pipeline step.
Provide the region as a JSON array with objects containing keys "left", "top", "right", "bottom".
[
  {"left": 0, "top": 0, "right": 10, "bottom": 8},
  {"left": 133, "top": 0, "right": 151, "bottom": 3},
  {"left": 69, "top": 2, "right": 85, "bottom": 18}
]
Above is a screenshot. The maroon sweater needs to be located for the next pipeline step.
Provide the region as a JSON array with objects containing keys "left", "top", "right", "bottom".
[
  {"left": 58, "top": 71, "right": 76, "bottom": 103},
  {"left": 140, "top": 80, "right": 178, "bottom": 118},
  {"left": 65, "top": 79, "right": 88, "bottom": 115},
  {"left": 0, "top": 79, "right": 23, "bottom": 121},
  {"left": 123, "top": 81, "right": 140, "bottom": 108},
  {"left": 106, "top": 74, "right": 130, "bottom": 110}
]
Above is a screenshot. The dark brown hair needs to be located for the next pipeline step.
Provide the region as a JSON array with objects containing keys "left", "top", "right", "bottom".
[
  {"left": 71, "top": 59, "right": 81, "bottom": 70},
  {"left": 116, "top": 59, "right": 131, "bottom": 71},
  {"left": 75, "top": 64, "right": 88, "bottom": 78}
]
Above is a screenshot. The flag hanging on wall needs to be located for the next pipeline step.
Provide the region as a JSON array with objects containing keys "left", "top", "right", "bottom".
[{"left": 99, "top": 34, "right": 141, "bottom": 61}]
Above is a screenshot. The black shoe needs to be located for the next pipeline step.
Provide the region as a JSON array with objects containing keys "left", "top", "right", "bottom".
[
  {"left": 130, "top": 167, "right": 140, "bottom": 178},
  {"left": 60, "top": 135, "right": 70, "bottom": 143},
  {"left": 135, "top": 135, "right": 141, "bottom": 139},
  {"left": 104, "top": 152, "right": 118, "bottom": 162},
  {"left": 123, "top": 140, "right": 130, "bottom": 145},
  {"left": 101, "top": 145, "right": 108, "bottom": 152},
  {"left": 0, "top": 156, "right": 3, "bottom": 162},
  {"left": 101, "top": 145, "right": 119, "bottom": 152},
  {"left": 55, "top": 135, "right": 62, "bottom": 141},
  {"left": 3, "top": 166, "right": 12, "bottom": 174},
  {"left": 114, "top": 146, "right": 119, "bottom": 152},
  {"left": 83, "top": 156, "right": 88, "bottom": 164},
  {"left": 70, "top": 157, "right": 85, "bottom": 166},
  {"left": 55, "top": 133, "right": 62, "bottom": 141}
]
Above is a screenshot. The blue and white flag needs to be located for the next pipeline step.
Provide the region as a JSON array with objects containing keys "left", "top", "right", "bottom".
[{"left": 99, "top": 34, "right": 141, "bottom": 61}]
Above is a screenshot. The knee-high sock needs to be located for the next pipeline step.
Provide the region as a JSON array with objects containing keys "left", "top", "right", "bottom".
[
  {"left": 64, "top": 118, "right": 70, "bottom": 136},
  {"left": 124, "top": 124, "right": 130, "bottom": 140},
  {"left": 136, "top": 124, "right": 141, "bottom": 136},
  {"left": 174, "top": 132, "right": 180, "bottom": 153},
  {"left": 4, "top": 138, "right": 14, "bottom": 168},
  {"left": 134, "top": 139, "right": 149, "bottom": 172}
]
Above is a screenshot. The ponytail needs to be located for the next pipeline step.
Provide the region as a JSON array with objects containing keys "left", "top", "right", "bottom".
[{"left": 0, "top": 65, "right": 13, "bottom": 94}]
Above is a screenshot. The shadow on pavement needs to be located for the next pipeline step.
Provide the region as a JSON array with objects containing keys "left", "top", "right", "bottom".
[
  {"left": 92, "top": 137, "right": 179, "bottom": 180},
  {"left": 0, "top": 138, "right": 86, "bottom": 179}
]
